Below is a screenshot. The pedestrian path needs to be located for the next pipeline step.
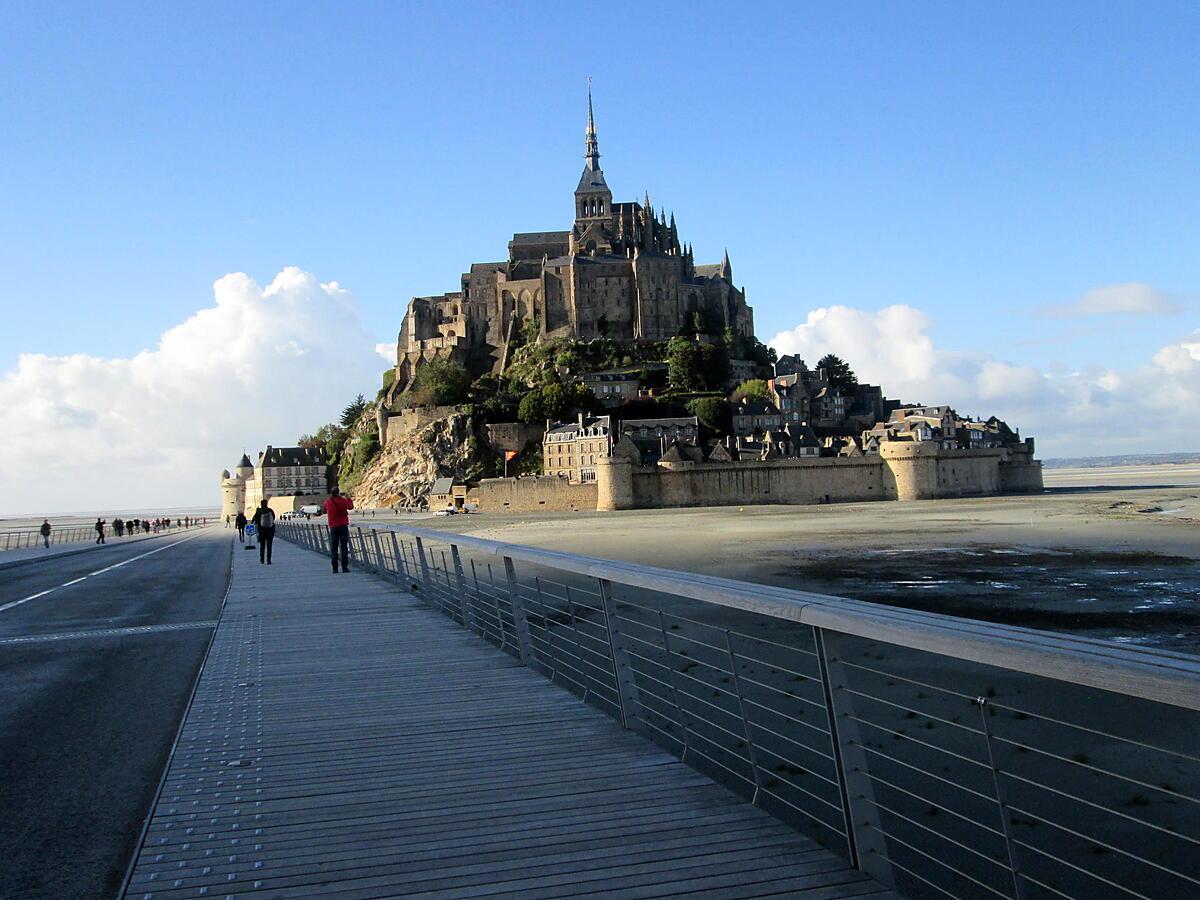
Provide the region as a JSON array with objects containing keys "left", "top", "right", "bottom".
[{"left": 123, "top": 537, "right": 893, "bottom": 898}]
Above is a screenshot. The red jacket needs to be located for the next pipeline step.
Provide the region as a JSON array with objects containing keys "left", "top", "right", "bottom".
[{"left": 324, "top": 495, "right": 354, "bottom": 527}]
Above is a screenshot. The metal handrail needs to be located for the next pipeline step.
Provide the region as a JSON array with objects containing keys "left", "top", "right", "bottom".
[
  {"left": 279, "top": 521, "right": 1200, "bottom": 900},
  {"left": 1, "top": 520, "right": 206, "bottom": 551}
]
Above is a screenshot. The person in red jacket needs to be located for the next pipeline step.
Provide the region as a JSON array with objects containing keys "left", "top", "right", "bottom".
[{"left": 324, "top": 487, "right": 354, "bottom": 573}]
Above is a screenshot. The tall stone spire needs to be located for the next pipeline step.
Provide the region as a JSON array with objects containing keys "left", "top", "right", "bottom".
[{"left": 584, "top": 78, "right": 600, "bottom": 171}]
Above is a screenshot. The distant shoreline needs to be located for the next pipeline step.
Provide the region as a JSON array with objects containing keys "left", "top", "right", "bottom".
[{"left": 1043, "top": 452, "right": 1200, "bottom": 469}]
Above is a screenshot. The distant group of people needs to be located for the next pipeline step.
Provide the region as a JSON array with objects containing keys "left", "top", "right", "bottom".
[{"left": 34, "top": 515, "right": 206, "bottom": 549}]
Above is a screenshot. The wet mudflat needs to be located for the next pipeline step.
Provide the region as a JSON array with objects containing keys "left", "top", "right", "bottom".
[{"left": 779, "top": 547, "right": 1200, "bottom": 654}]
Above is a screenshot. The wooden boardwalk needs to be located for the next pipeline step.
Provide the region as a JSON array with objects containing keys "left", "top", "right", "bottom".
[{"left": 123, "top": 537, "right": 894, "bottom": 899}]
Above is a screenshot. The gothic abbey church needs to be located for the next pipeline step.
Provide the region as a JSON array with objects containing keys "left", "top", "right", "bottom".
[{"left": 391, "top": 91, "right": 756, "bottom": 395}]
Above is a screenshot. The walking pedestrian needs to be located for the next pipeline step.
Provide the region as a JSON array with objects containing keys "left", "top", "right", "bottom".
[
  {"left": 225, "top": 514, "right": 231, "bottom": 528},
  {"left": 94, "top": 518, "right": 106, "bottom": 544},
  {"left": 251, "top": 500, "right": 277, "bottom": 565},
  {"left": 39, "top": 519, "right": 51, "bottom": 548},
  {"left": 114, "top": 518, "right": 124, "bottom": 538},
  {"left": 235, "top": 511, "right": 247, "bottom": 543},
  {"left": 324, "top": 487, "right": 354, "bottom": 574}
]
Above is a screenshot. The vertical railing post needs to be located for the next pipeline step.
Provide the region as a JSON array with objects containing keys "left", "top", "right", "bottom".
[
  {"left": 503, "top": 556, "right": 535, "bottom": 667},
  {"left": 450, "top": 545, "right": 475, "bottom": 632},
  {"left": 390, "top": 533, "right": 408, "bottom": 581},
  {"left": 485, "top": 564, "right": 509, "bottom": 650},
  {"left": 724, "top": 629, "right": 765, "bottom": 805},
  {"left": 977, "top": 698, "right": 1028, "bottom": 900},
  {"left": 816, "top": 628, "right": 892, "bottom": 887},
  {"left": 596, "top": 578, "right": 644, "bottom": 732},
  {"left": 413, "top": 537, "right": 431, "bottom": 594},
  {"left": 533, "top": 578, "right": 562, "bottom": 683},
  {"left": 657, "top": 609, "right": 691, "bottom": 758},
  {"left": 371, "top": 530, "right": 389, "bottom": 579}
]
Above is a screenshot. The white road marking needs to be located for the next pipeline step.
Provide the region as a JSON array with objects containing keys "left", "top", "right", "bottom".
[{"left": 0, "top": 532, "right": 206, "bottom": 614}]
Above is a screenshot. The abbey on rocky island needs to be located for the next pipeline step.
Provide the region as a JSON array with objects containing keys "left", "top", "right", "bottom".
[{"left": 390, "top": 89, "right": 755, "bottom": 397}]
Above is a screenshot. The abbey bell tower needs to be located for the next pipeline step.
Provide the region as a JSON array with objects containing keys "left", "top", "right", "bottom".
[{"left": 572, "top": 84, "right": 613, "bottom": 255}]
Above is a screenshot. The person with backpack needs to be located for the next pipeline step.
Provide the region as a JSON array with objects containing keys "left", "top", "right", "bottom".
[
  {"left": 39, "top": 519, "right": 51, "bottom": 548},
  {"left": 251, "top": 500, "right": 277, "bottom": 565},
  {"left": 234, "top": 510, "right": 247, "bottom": 543},
  {"left": 324, "top": 487, "right": 354, "bottom": 573},
  {"left": 94, "top": 518, "right": 106, "bottom": 544}
]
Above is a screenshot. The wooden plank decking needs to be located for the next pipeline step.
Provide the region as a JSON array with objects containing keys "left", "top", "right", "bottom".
[{"left": 123, "top": 536, "right": 894, "bottom": 899}]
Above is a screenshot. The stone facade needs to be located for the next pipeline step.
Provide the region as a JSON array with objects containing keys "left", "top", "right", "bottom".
[
  {"left": 476, "top": 475, "right": 597, "bottom": 513},
  {"left": 543, "top": 414, "right": 612, "bottom": 484},
  {"left": 389, "top": 90, "right": 754, "bottom": 398},
  {"left": 596, "top": 444, "right": 1042, "bottom": 511},
  {"left": 218, "top": 447, "right": 330, "bottom": 518}
]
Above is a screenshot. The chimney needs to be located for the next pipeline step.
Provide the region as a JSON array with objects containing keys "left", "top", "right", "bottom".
[{"left": 577, "top": 412, "right": 585, "bottom": 428}]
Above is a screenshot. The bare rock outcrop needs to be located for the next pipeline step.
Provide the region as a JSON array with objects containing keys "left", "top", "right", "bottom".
[{"left": 351, "top": 412, "right": 478, "bottom": 509}]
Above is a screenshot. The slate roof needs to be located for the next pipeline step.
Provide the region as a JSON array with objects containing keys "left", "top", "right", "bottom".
[
  {"left": 510, "top": 231, "right": 570, "bottom": 245},
  {"left": 621, "top": 416, "right": 699, "bottom": 431},
  {"left": 430, "top": 477, "right": 455, "bottom": 495},
  {"left": 237, "top": 453, "right": 254, "bottom": 468},
  {"left": 735, "top": 401, "right": 781, "bottom": 417},
  {"left": 694, "top": 264, "right": 722, "bottom": 278},
  {"left": 576, "top": 167, "right": 610, "bottom": 193},
  {"left": 546, "top": 415, "right": 612, "bottom": 437},
  {"left": 259, "top": 446, "right": 326, "bottom": 468},
  {"left": 470, "top": 261, "right": 506, "bottom": 274}
]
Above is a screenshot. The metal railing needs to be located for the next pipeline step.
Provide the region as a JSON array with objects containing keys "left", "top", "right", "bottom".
[
  {"left": 1, "top": 520, "right": 205, "bottom": 551},
  {"left": 280, "top": 521, "right": 1200, "bottom": 900}
]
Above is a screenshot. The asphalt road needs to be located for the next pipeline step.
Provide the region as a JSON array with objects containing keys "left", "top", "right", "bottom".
[{"left": 0, "top": 528, "right": 232, "bottom": 899}]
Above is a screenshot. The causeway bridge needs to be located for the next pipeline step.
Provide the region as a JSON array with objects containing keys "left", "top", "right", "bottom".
[{"left": 119, "top": 523, "right": 1200, "bottom": 899}]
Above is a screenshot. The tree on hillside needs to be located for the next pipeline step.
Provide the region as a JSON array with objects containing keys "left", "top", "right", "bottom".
[
  {"left": 518, "top": 382, "right": 594, "bottom": 424},
  {"left": 686, "top": 396, "right": 731, "bottom": 432},
  {"left": 340, "top": 394, "right": 367, "bottom": 426},
  {"left": 667, "top": 336, "right": 703, "bottom": 392},
  {"left": 697, "top": 342, "right": 730, "bottom": 390},
  {"left": 406, "top": 360, "right": 472, "bottom": 407},
  {"left": 731, "top": 379, "right": 770, "bottom": 404},
  {"left": 816, "top": 354, "right": 857, "bottom": 386}
]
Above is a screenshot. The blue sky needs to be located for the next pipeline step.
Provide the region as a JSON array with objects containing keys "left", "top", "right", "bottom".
[{"left": 1, "top": 2, "right": 1198, "bottom": 510}]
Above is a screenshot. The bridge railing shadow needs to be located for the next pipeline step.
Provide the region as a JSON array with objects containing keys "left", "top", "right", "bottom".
[{"left": 280, "top": 521, "right": 1200, "bottom": 900}]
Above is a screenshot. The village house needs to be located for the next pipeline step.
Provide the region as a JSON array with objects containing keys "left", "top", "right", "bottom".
[
  {"left": 732, "top": 400, "right": 784, "bottom": 436},
  {"left": 429, "top": 476, "right": 468, "bottom": 510},
  {"left": 620, "top": 416, "right": 700, "bottom": 464},
  {"left": 543, "top": 414, "right": 612, "bottom": 483}
]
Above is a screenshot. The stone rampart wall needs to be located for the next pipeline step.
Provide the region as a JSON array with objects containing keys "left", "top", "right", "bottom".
[
  {"left": 385, "top": 405, "right": 461, "bottom": 444},
  {"left": 484, "top": 422, "right": 543, "bottom": 455},
  {"left": 476, "top": 476, "right": 597, "bottom": 513},
  {"left": 630, "top": 457, "right": 890, "bottom": 509},
  {"left": 598, "top": 445, "right": 1043, "bottom": 511}
]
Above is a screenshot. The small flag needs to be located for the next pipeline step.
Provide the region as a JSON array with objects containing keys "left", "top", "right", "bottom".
[{"left": 504, "top": 450, "right": 518, "bottom": 462}]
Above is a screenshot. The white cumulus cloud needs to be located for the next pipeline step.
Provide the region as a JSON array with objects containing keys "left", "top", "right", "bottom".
[
  {"left": 770, "top": 306, "right": 1200, "bottom": 457},
  {"left": 375, "top": 342, "right": 396, "bottom": 362},
  {"left": 1043, "top": 282, "right": 1187, "bottom": 317},
  {"left": 0, "top": 267, "right": 383, "bottom": 515}
]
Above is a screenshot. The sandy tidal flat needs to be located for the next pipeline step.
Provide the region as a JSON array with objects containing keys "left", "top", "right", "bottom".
[{"left": 429, "top": 465, "right": 1199, "bottom": 653}]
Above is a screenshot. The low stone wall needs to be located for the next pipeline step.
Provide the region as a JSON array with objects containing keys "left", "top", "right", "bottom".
[
  {"left": 476, "top": 476, "right": 597, "bottom": 513},
  {"left": 631, "top": 456, "right": 889, "bottom": 509},
  {"left": 484, "top": 422, "right": 543, "bottom": 455},
  {"left": 384, "top": 405, "right": 461, "bottom": 444},
  {"left": 597, "top": 444, "right": 1043, "bottom": 511}
]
